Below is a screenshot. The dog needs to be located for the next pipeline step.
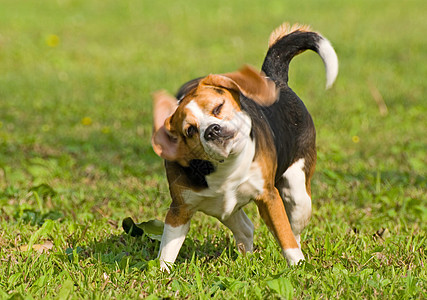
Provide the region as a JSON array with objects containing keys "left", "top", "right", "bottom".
[{"left": 151, "top": 23, "right": 338, "bottom": 270}]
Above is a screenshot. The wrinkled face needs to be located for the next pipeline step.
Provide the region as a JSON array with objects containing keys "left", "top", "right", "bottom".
[{"left": 165, "top": 86, "right": 252, "bottom": 165}]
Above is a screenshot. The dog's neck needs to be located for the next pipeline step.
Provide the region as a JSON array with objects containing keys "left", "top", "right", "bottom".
[{"left": 199, "top": 136, "right": 256, "bottom": 196}]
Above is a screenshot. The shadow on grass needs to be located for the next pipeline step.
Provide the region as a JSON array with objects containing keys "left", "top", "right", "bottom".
[{"left": 79, "top": 232, "right": 237, "bottom": 272}]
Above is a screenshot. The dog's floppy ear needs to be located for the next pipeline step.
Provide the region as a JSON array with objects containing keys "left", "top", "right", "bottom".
[
  {"left": 151, "top": 90, "right": 179, "bottom": 161},
  {"left": 200, "top": 65, "right": 278, "bottom": 106},
  {"left": 176, "top": 77, "right": 202, "bottom": 101}
]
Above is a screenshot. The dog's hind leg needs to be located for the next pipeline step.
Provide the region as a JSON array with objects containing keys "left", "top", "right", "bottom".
[
  {"left": 277, "top": 158, "right": 313, "bottom": 249},
  {"left": 255, "top": 188, "right": 304, "bottom": 265},
  {"left": 221, "top": 209, "right": 254, "bottom": 253}
]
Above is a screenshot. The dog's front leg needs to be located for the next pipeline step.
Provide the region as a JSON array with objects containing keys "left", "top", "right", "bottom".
[
  {"left": 158, "top": 206, "right": 192, "bottom": 271},
  {"left": 255, "top": 188, "right": 305, "bottom": 265}
]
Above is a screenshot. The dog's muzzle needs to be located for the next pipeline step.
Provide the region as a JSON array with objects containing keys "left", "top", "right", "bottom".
[{"left": 204, "top": 124, "right": 234, "bottom": 141}]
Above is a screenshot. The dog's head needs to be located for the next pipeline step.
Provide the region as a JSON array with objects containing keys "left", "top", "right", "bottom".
[{"left": 151, "top": 65, "right": 278, "bottom": 166}]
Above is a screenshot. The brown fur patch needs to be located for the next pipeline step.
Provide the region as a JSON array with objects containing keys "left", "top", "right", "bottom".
[
  {"left": 164, "top": 110, "right": 207, "bottom": 166},
  {"left": 255, "top": 189, "right": 299, "bottom": 250},
  {"left": 165, "top": 204, "right": 192, "bottom": 227},
  {"left": 304, "top": 151, "right": 316, "bottom": 198},
  {"left": 203, "top": 65, "right": 278, "bottom": 106},
  {"left": 151, "top": 91, "right": 179, "bottom": 161},
  {"left": 192, "top": 86, "right": 242, "bottom": 119},
  {"left": 163, "top": 162, "right": 196, "bottom": 226},
  {"left": 268, "top": 22, "right": 312, "bottom": 48}
]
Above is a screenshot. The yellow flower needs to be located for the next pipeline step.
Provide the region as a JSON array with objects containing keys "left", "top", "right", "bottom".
[
  {"left": 81, "top": 117, "right": 93, "bottom": 126},
  {"left": 352, "top": 135, "right": 360, "bottom": 143},
  {"left": 46, "top": 34, "right": 60, "bottom": 47},
  {"left": 101, "top": 126, "right": 110, "bottom": 134}
]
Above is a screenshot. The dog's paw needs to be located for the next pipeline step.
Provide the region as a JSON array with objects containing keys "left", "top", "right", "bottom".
[
  {"left": 283, "top": 248, "right": 305, "bottom": 266},
  {"left": 159, "top": 260, "right": 172, "bottom": 273}
]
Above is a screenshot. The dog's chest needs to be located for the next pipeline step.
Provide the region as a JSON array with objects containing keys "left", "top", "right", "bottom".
[{"left": 181, "top": 143, "right": 264, "bottom": 221}]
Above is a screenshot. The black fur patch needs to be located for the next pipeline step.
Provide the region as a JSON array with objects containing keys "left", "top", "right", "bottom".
[
  {"left": 176, "top": 77, "right": 203, "bottom": 101},
  {"left": 182, "top": 159, "right": 215, "bottom": 188},
  {"left": 262, "top": 31, "right": 320, "bottom": 85}
]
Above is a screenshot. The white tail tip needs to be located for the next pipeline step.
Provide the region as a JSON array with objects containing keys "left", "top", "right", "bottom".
[{"left": 317, "top": 36, "right": 339, "bottom": 89}]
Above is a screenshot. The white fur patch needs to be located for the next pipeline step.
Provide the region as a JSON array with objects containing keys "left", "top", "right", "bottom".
[
  {"left": 158, "top": 223, "right": 190, "bottom": 271},
  {"left": 184, "top": 101, "right": 206, "bottom": 127},
  {"left": 282, "top": 248, "right": 305, "bottom": 265},
  {"left": 182, "top": 135, "right": 262, "bottom": 221},
  {"left": 281, "top": 158, "right": 312, "bottom": 237},
  {"left": 317, "top": 36, "right": 339, "bottom": 89}
]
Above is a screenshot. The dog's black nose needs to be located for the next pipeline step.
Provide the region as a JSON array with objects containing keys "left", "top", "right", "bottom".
[{"left": 204, "top": 124, "right": 222, "bottom": 141}]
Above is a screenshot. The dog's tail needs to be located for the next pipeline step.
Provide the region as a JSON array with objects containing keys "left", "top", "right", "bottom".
[{"left": 262, "top": 23, "right": 338, "bottom": 89}]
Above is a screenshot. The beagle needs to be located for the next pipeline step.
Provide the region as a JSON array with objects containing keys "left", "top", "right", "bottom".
[{"left": 151, "top": 23, "right": 338, "bottom": 270}]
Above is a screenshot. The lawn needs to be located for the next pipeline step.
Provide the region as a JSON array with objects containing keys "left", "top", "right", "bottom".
[{"left": 0, "top": 0, "right": 426, "bottom": 298}]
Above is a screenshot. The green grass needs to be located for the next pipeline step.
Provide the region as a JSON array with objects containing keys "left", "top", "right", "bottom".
[{"left": 0, "top": 0, "right": 426, "bottom": 298}]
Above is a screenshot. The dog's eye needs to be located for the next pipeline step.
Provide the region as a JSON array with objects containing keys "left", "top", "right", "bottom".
[
  {"left": 186, "top": 125, "right": 198, "bottom": 138},
  {"left": 212, "top": 102, "right": 224, "bottom": 117}
]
